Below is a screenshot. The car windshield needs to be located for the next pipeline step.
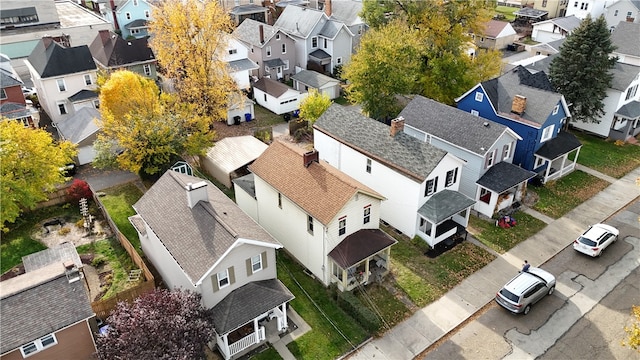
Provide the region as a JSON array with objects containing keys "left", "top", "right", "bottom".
[
  {"left": 499, "top": 288, "right": 519, "bottom": 303},
  {"left": 578, "top": 236, "right": 597, "bottom": 246}
]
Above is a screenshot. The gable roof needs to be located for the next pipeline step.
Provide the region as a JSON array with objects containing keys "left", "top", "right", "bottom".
[
  {"left": 535, "top": 131, "right": 582, "bottom": 160},
  {"left": 233, "top": 18, "right": 284, "bottom": 47},
  {"left": 249, "top": 139, "right": 384, "bottom": 226},
  {"left": 273, "top": 5, "right": 327, "bottom": 38},
  {"left": 611, "top": 21, "right": 640, "bottom": 58},
  {"left": 203, "top": 136, "right": 268, "bottom": 176},
  {"left": 290, "top": 69, "right": 339, "bottom": 89},
  {"left": 0, "top": 263, "right": 94, "bottom": 355},
  {"left": 318, "top": 19, "right": 351, "bottom": 39},
  {"left": 56, "top": 107, "right": 101, "bottom": 144},
  {"left": 68, "top": 89, "right": 98, "bottom": 102},
  {"left": 89, "top": 31, "right": 155, "bottom": 68},
  {"left": 483, "top": 20, "right": 514, "bottom": 38},
  {"left": 253, "top": 77, "right": 298, "bottom": 98},
  {"left": 132, "top": 170, "right": 281, "bottom": 285},
  {"left": 0, "top": 70, "right": 22, "bottom": 88},
  {"left": 313, "top": 104, "right": 449, "bottom": 183},
  {"left": 27, "top": 40, "right": 96, "bottom": 78},
  {"left": 476, "top": 161, "right": 537, "bottom": 193},
  {"left": 399, "top": 95, "right": 518, "bottom": 156},
  {"left": 22, "top": 242, "right": 82, "bottom": 273},
  {"left": 533, "top": 15, "right": 581, "bottom": 32},
  {"left": 328, "top": 0, "right": 364, "bottom": 26}
]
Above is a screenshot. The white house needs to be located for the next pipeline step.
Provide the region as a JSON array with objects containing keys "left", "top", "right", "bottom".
[
  {"left": 313, "top": 104, "right": 475, "bottom": 248},
  {"left": 531, "top": 15, "right": 582, "bottom": 43},
  {"left": 604, "top": 0, "right": 640, "bottom": 30},
  {"left": 234, "top": 139, "right": 396, "bottom": 291},
  {"left": 565, "top": 0, "right": 616, "bottom": 20},
  {"left": 252, "top": 77, "right": 306, "bottom": 115},
  {"left": 225, "top": 36, "right": 259, "bottom": 91},
  {"left": 291, "top": 69, "right": 341, "bottom": 100},
  {"left": 129, "top": 170, "right": 294, "bottom": 359}
]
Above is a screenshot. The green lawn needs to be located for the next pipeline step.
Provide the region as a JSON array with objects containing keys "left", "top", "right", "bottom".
[
  {"left": 354, "top": 283, "right": 412, "bottom": 333},
  {"left": 100, "top": 183, "right": 144, "bottom": 252},
  {"left": 77, "top": 238, "right": 138, "bottom": 299},
  {"left": 277, "top": 252, "right": 369, "bottom": 360},
  {"left": 468, "top": 212, "right": 547, "bottom": 254},
  {"left": 248, "top": 346, "right": 282, "bottom": 360},
  {"left": 532, "top": 170, "right": 610, "bottom": 219},
  {"left": 572, "top": 131, "right": 640, "bottom": 178},
  {"left": 495, "top": 6, "right": 517, "bottom": 22}
]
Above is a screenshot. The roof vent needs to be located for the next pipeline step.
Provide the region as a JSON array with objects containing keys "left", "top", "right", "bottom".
[
  {"left": 483, "top": 122, "right": 489, "bottom": 127},
  {"left": 64, "top": 261, "right": 81, "bottom": 284}
]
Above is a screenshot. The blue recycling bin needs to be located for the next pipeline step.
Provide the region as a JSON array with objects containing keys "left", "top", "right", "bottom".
[{"left": 245, "top": 113, "right": 252, "bottom": 122}]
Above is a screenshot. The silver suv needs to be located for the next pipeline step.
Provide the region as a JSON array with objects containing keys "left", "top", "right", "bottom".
[{"left": 495, "top": 267, "right": 556, "bottom": 315}]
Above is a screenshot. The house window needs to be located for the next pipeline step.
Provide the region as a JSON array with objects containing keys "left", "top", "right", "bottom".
[
  {"left": 338, "top": 217, "right": 346, "bottom": 236},
  {"left": 266, "top": 46, "right": 271, "bottom": 57},
  {"left": 445, "top": 168, "right": 458, "bottom": 187},
  {"left": 284, "top": 60, "right": 290, "bottom": 70},
  {"left": 145, "top": 10, "right": 150, "bottom": 18},
  {"left": 552, "top": 104, "right": 559, "bottom": 115},
  {"left": 424, "top": 177, "right": 438, "bottom": 196},
  {"left": 541, "top": 124, "right": 555, "bottom": 142},
  {"left": 57, "top": 102, "right": 67, "bottom": 115},
  {"left": 251, "top": 254, "right": 262, "bottom": 273},
  {"left": 628, "top": 11, "right": 633, "bottom": 17},
  {"left": 363, "top": 205, "right": 371, "bottom": 224},
  {"left": 312, "top": 37, "right": 318, "bottom": 48},
  {"left": 143, "top": 64, "right": 151, "bottom": 76},
  {"left": 475, "top": 92, "right": 483, "bottom": 102},
  {"left": 276, "top": 33, "right": 280, "bottom": 40},
  {"left": 574, "top": 1, "right": 578, "bottom": 7},
  {"left": 264, "top": 94, "right": 267, "bottom": 102},
  {"left": 307, "top": 214, "right": 314, "bottom": 234},
  {"left": 614, "top": 10, "right": 618, "bottom": 16},
  {"left": 131, "top": 29, "right": 140, "bottom": 35},
  {"left": 93, "top": 99, "right": 100, "bottom": 109},
  {"left": 0, "top": 88, "right": 6, "bottom": 99},
  {"left": 625, "top": 84, "right": 638, "bottom": 100},
  {"left": 20, "top": 333, "right": 57, "bottom": 357},
  {"left": 336, "top": 57, "right": 342, "bottom": 65},
  {"left": 56, "top": 79, "right": 66, "bottom": 92},
  {"left": 503, "top": 142, "right": 512, "bottom": 160},
  {"left": 217, "top": 269, "right": 230, "bottom": 289},
  {"left": 534, "top": 156, "right": 545, "bottom": 169},
  {"left": 282, "top": 43, "right": 286, "bottom": 54},
  {"left": 84, "top": 74, "right": 92, "bottom": 85},
  {"left": 278, "top": 193, "right": 282, "bottom": 208},
  {"left": 133, "top": 0, "right": 138, "bottom": 5},
  {"left": 542, "top": 0, "right": 547, "bottom": 7},
  {"left": 486, "top": 149, "right": 496, "bottom": 168},
  {"left": 366, "top": 158, "right": 372, "bottom": 173},
  {"left": 126, "top": 12, "right": 131, "bottom": 20},
  {"left": 323, "top": 38, "right": 328, "bottom": 48},
  {"left": 479, "top": 188, "right": 491, "bottom": 204},
  {"left": 228, "top": 48, "right": 237, "bottom": 55},
  {"left": 471, "top": 109, "right": 479, "bottom": 116}
]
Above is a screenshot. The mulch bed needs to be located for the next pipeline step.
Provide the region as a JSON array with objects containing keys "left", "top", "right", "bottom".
[{"left": 425, "top": 237, "right": 465, "bottom": 258}]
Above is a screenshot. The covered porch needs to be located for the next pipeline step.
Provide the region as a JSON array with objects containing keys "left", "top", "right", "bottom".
[
  {"left": 308, "top": 49, "right": 331, "bottom": 73},
  {"left": 328, "top": 229, "right": 397, "bottom": 292},
  {"left": 609, "top": 101, "right": 640, "bottom": 142},
  {"left": 210, "top": 279, "right": 294, "bottom": 359},
  {"left": 416, "top": 189, "right": 476, "bottom": 248},
  {"left": 264, "top": 58, "right": 287, "bottom": 80},
  {"left": 475, "top": 162, "right": 537, "bottom": 218},
  {"left": 533, "top": 131, "right": 582, "bottom": 184}
]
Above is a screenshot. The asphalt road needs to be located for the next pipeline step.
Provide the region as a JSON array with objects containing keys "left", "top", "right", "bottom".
[{"left": 422, "top": 198, "right": 640, "bottom": 360}]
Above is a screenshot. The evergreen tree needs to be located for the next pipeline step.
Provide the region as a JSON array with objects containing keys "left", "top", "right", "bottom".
[{"left": 549, "top": 15, "right": 617, "bottom": 124}]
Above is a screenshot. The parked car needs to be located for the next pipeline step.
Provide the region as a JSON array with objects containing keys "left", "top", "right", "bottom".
[
  {"left": 21, "top": 86, "right": 36, "bottom": 97},
  {"left": 495, "top": 267, "right": 556, "bottom": 315},
  {"left": 60, "top": 163, "right": 77, "bottom": 177},
  {"left": 573, "top": 223, "right": 619, "bottom": 257}
]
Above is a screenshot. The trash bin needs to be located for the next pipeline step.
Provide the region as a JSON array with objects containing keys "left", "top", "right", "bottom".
[
  {"left": 245, "top": 113, "right": 252, "bottom": 122},
  {"left": 233, "top": 115, "right": 241, "bottom": 125},
  {"left": 283, "top": 113, "right": 291, "bottom": 122}
]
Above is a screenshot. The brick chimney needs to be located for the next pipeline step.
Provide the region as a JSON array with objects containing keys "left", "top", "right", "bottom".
[
  {"left": 303, "top": 150, "right": 319, "bottom": 167},
  {"left": 186, "top": 181, "right": 208, "bottom": 208},
  {"left": 324, "top": 0, "right": 332, "bottom": 17},
  {"left": 390, "top": 116, "right": 405, "bottom": 137},
  {"left": 259, "top": 24, "right": 264, "bottom": 44},
  {"left": 511, "top": 95, "right": 527, "bottom": 115},
  {"left": 42, "top": 36, "right": 54, "bottom": 48}
]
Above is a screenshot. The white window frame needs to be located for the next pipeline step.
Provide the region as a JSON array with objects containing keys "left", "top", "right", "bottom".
[
  {"left": 366, "top": 158, "right": 372, "bottom": 173},
  {"left": 425, "top": 177, "right": 437, "bottom": 196},
  {"left": 266, "top": 46, "right": 271, "bottom": 57},
  {"left": 93, "top": 99, "right": 100, "bottom": 109},
  {"left": 20, "top": 333, "right": 57, "bottom": 357},
  {"left": 475, "top": 92, "right": 483, "bottom": 102},
  {"left": 338, "top": 217, "right": 346, "bottom": 236},
  {"left": 283, "top": 59, "right": 290, "bottom": 70},
  {"left": 143, "top": 64, "right": 151, "bottom": 76},
  {"left": 445, "top": 168, "right": 458, "bottom": 187},
  {"left": 125, "top": 12, "right": 131, "bottom": 20},
  {"left": 479, "top": 187, "right": 491, "bottom": 204},
  {"left": 133, "top": 0, "right": 138, "bottom": 5},
  {"left": 228, "top": 48, "right": 238, "bottom": 55},
  {"left": 251, "top": 254, "right": 262, "bottom": 273},
  {"left": 552, "top": 104, "right": 559, "bottom": 115},
  {"left": 311, "top": 36, "right": 318, "bottom": 48},
  {"left": 486, "top": 150, "right": 495, "bottom": 168},
  {"left": 217, "top": 269, "right": 230, "bottom": 289},
  {"left": 541, "top": 124, "right": 555, "bottom": 142},
  {"left": 363, "top": 206, "right": 371, "bottom": 224},
  {"left": 84, "top": 74, "right": 92, "bottom": 85},
  {"left": 144, "top": 10, "right": 150, "bottom": 18},
  {"left": 503, "top": 142, "right": 512, "bottom": 160},
  {"left": 307, "top": 215, "right": 314, "bottom": 234},
  {"left": 336, "top": 57, "right": 342, "bottom": 65},
  {"left": 281, "top": 43, "right": 286, "bottom": 54},
  {"left": 534, "top": 156, "right": 545, "bottom": 169},
  {"left": 275, "top": 33, "right": 280, "bottom": 40},
  {"left": 57, "top": 101, "right": 67, "bottom": 115},
  {"left": 470, "top": 109, "right": 479, "bottom": 116},
  {"left": 56, "top": 78, "right": 66, "bottom": 92}
]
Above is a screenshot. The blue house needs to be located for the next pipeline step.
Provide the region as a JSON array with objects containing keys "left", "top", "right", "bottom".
[
  {"left": 456, "top": 66, "right": 582, "bottom": 184},
  {"left": 105, "top": 0, "right": 155, "bottom": 39}
]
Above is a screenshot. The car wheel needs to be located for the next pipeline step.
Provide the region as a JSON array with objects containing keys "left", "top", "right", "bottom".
[
  {"left": 548, "top": 286, "right": 555, "bottom": 295},
  {"left": 523, "top": 305, "right": 531, "bottom": 315}
]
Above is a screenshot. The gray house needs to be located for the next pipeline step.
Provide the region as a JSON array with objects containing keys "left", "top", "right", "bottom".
[
  {"left": 291, "top": 69, "right": 341, "bottom": 99},
  {"left": 399, "top": 95, "right": 536, "bottom": 218}
]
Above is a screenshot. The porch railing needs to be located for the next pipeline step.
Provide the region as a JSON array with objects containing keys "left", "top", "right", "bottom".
[
  {"left": 546, "top": 162, "right": 575, "bottom": 182},
  {"left": 228, "top": 327, "right": 264, "bottom": 357}
]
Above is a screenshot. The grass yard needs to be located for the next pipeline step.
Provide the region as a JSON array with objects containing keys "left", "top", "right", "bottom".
[
  {"left": 532, "top": 170, "right": 610, "bottom": 219},
  {"left": 571, "top": 131, "right": 640, "bottom": 178},
  {"left": 354, "top": 283, "right": 412, "bottom": 332},
  {"left": 277, "top": 252, "right": 369, "bottom": 360},
  {"left": 468, "top": 212, "right": 547, "bottom": 254},
  {"left": 77, "top": 238, "right": 138, "bottom": 299},
  {"left": 494, "top": 6, "right": 517, "bottom": 22},
  {"left": 248, "top": 346, "right": 282, "bottom": 360},
  {"left": 100, "top": 183, "right": 144, "bottom": 252},
  {"left": 253, "top": 104, "right": 288, "bottom": 128}
]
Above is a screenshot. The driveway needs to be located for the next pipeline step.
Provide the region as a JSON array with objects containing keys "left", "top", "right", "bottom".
[{"left": 75, "top": 164, "right": 142, "bottom": 192}]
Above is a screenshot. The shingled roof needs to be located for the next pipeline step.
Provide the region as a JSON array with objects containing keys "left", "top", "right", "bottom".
[
  {"left": 89, "top": 30, "right": 155, "bottom": 68},
  {"left": 611, "top": 21, "right": 640, "bottom": 58},
  {"left": 27, "top": 39, "right": 96, "bottom": 78}
]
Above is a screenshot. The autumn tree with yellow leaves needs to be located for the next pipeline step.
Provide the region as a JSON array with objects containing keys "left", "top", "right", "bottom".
[{"left": 149, "top": 0, "right": 237, "bottom": 120}]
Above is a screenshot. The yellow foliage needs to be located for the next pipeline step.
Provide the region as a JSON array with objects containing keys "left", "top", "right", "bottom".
[{"left": 623, "top": 305, "right": 640, "bottom": 352}]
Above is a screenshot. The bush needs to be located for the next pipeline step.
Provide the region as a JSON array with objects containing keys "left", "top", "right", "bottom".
[
  {"left": 76, "top": 219, "right": 86, "bottom": 228},
  {"left": 337, "top": 290, "right": 382, "bottom": 333},
  {"left": 67, "top": 179, "right": 92, "bottom": 203},
  {"left": 58, "top": 227, "right": 71, "bottom": 235},
  {"left": 92, "top": 256, "right": 106, "bottom": 267}
]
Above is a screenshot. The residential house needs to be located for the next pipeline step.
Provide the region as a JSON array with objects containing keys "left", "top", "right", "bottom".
[
  {"left": 291, "top": 69, "right": 341, "bottom": 99},
  {"left": 398, "top": 95, "right": 535, "bottom": 219},
  {"left": 235, "top": 139, "right": 397, "bottom": 291},
  {"left": 56, "top": 107, "right": 101, "bottom": 165},
  {"left": 89, "top": 30, "right": 158, "bottom": 80},
  {"left": 604, "top": 0, "right": 640, "bottom": 30},
  {"left": 531, "top": 15, "right": 582, "bottom": 42},
  {"left": 611, "top": 21, "right": 640, "bottom": 66},
  {"left": 320, "top": 0, "right": 368, "bottom": 51},
  {"left": 273, "top": 5, "right": 353, "bottom": 75},
  {"left": 0, "top": 245, "right": 96, "bottom": 360},
  {"left": 252, "top": 77, "right": 306, "bottom": 115},
  {"left": 226, "top": 36, "right": 260, "bottom": 90},
  {"left": 473, "top": 20, "right": 518, "bottom": 50},
  {"left": 313, "top": 104, "right": 475, "bottom": 247},
  {"left": 104, "top": 0, "right": 155, "bottom": 39},
  {"left": 0, "top": 54, "right": 38, "bottom": 127},
  {"left": 456, "top": 65, "right": 582, "bottom": 184},
  {"left": 25, "top": 38, "right": 99, "bottom": 125},
  {"left": 529, "top": 37, "right": 565, "bottom": 56},
  {"left": 129, "top": 170, "right": 294, "bottom": 359},
  {"left": 565, "top": 0, "right": 615, "bottom": 20},
  {"left": 533, "top": 0, "right": 567, "bottom": 18},
  {"left": 229, "top": 4, "right": 270, "bottom": 26},
  {"left": 233, "top": 19, "right": 297, "bottom": 80}
]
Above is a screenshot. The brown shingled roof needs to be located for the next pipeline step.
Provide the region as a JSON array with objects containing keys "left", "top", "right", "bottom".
[
  {"left": 249, "top": 140, "right": 384, "bottom": 225},
  {"left": 483, "top": 20, "right": 509, "bottom": 38}
]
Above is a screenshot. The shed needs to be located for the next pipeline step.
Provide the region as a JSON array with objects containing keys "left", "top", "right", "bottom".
[
  {"left": 252, "top": 77, "right": 307, "bottom": 115},
  {"left": 291, "top": 69, "right": 341, "bottom": 100},
  {"left": 201, "top": 136, "right": 268, "bottom": 188}
]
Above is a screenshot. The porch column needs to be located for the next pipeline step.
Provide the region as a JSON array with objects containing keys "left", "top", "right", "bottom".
[
  {"left": 544, "top": 161, "right": 551, "bottom": 183},
  {"left": 573, "top": 147, "right": 581, "bottom": 167},
  {"left": 254, "top": 318, "right": 260, "bottom": 343},
  {"left": 221, "top": 334, "right": 230, "bottom": 360},
  {"left": 281, "top": 303, "right": 288, "bottom": 331},
  {"left": 560, "top": 154, "right": 567, "bottom": 172},
  {"left": 364, "top": 259, "right": 370, "bottom": 283}
]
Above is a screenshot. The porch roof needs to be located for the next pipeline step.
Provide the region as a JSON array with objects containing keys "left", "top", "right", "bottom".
[
  {"left": 211, "top": 279, "right": 294, "bottom": 335},
  {"left": 418, "top": 190, "right": 476, "bottom": 224},
  {"left": 476, "top": 162, "right": 536, "bottom": 193},
  {"left": 535, "top": 131, "right": 581, "bottom": 160},
  {"left": 615, "top": 100, "right": 640, "bottom": 119},
  {"left": 264, "top": 58, "right": 286, "bottom": 68},
  {"left": 328, "top": 229, "right": 397, "bottom": 269},
  {"left": 309, "top": 49, "right": 331, "bottom": 60},
  {"left": 228, "top": 58, "right": 259, "bottom": 72}
]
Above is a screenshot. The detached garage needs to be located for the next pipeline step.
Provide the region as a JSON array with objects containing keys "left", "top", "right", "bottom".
[
  {"left": 56, "top": 107, "right": 101, "bottom": 165},
  {"left": 201, "top": 136, "right": 268, "bottom": 188}
]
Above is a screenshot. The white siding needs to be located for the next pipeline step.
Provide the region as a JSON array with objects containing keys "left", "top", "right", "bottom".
[
  {"left": 234, "top": 183, "right": 259, "bottom": 222},
  {"left": 330, "top": 29, "right": 352, "bottom": 73}
]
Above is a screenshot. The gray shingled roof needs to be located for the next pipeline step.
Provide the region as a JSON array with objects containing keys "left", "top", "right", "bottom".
[
  {"left": 233, "top": 19, "right": 279, "bottom": 47},
  {"left": 546, "top": 15, "right": 581, "bottom": 32},
  {"left": 273, "top": 5, "right": 325, "bottom": 38},
  {"left": 328, "top": 229, "right": 397, "bottom": 269},
  {"left": 313, "top": 104, "right": 448, "bottom": 182},
  {"left": 616, "top": 100, "right": 640, "bottom": 118},
  {"left": 229, "top": 4, "right": 268, "bottom": 15},
  {"left": 535, "top": 131, "right": 582, "bottom": 160},
  {"left": 290, "top": 69, "right": 339, "bottom": 89},
  {"left": 227, "top": 58, "right": 259, "bottom": 72},
  {"left": 211, "top": 279, "right": 294, "bottom": 334},
  {"left": 319, "top": 20, "right": 344, "bottom": 39},
  {"left": 514, "top": 8, "right": 548, "bottom": 18},
  {"left": 28, "top": 40, "right": 96, "bottom": 78},
  {"left": 68, "top": 89, "right": 98, "bottom": 102},
  {"left": 133, "top": 170, "right": 280, "bottom": 285},
  {"left": 0, "top": 103, "right": 30, "bottom": 120},
  {"left": 0, "top": 71, "right": 22, "bottom": 88},
  {"left": 56, "top": 107, "right": 101, "bottom": 144},
  {"left": 399, "top": 95, "right": 511, "bottom": 156},
  {"left": 476, "top": 162, "right": 537, "bottom": 193},
  {"left": 264, "top": 58, "right": 286, "bottom": 68},
  {"left": 417, "top": 189, "right": 476, "bottom": 224},
  {"left": 89, "top": 31, "right": 155, "bottom": 68},
  {"left": 611, "top": 21, "right": 640, "bottom": 58},
  {"left": 253, "top": 77, "right": 294, "bottom": 97},
  {"left": 610, "top": 62, "right": 640, "bottom": 91},
  {"left": 329, "top": 0, "right": 363, "bottom": 26},
  {"left": 22, "top": 242, "right": 82, "bottom": 273},
  {"left": 309, "top": 48, "right": 331, "bottom": 60},
  {"left": 0, "top": 264, "right": 94, "bottom": 355},
  {"left": 124, "top": 19, "right": 148, "bottom": 29}
]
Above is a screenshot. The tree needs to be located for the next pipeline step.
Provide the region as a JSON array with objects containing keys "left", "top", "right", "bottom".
[
  {"left": 299, "top": 89, "right": 332, "bottom": 125},
  {"left": 549, "top": 15, "right": 617, "bottom": 124},
  {"left": 149, "top": 0, "right": 238, "bottom": 119},
  {"left": 0, "top": 120, "right": 76, "bottom": 232},
  {"left": 97, "top": 70, "right": 215, "bottom": 175},
  {"left": 96, "top": 288, "right": 214, "bottom": 360},
  {"left": 67, "top": 179, "right": 92, "bottom": 203}
]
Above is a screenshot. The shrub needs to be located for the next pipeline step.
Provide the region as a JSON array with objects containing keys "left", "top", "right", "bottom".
[
  {"left": 58, "top": 227, "right": 71, "bottom": 235},
  {"left": 68, "top": 179, "right": 92, "bottom": 203},
  {"left": 92, "top": 256, "right": 106, "bottom": 267},
  {"left": 76, "top": 219, "right": 86, "bottom": 228},
  {"left": 337, "top": 290, "right": 382, "bottom": 333}
]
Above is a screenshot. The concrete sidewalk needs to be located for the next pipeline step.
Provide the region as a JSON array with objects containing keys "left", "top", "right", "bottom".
[{"left": 349, "top": 167, "right": 640, "bottom": 360}]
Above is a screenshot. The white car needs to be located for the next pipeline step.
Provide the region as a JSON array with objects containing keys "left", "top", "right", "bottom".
[
  {"left": 22, "top": 86, "right": 36, "bottom": 97},
  {"left": 573, "top": 223, "right": 619, "bottom": 257}
]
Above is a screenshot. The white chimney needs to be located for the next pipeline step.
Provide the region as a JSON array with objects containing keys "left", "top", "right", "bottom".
[{"left": 186, "top": 181, "right": 208, "bottom": 208}]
